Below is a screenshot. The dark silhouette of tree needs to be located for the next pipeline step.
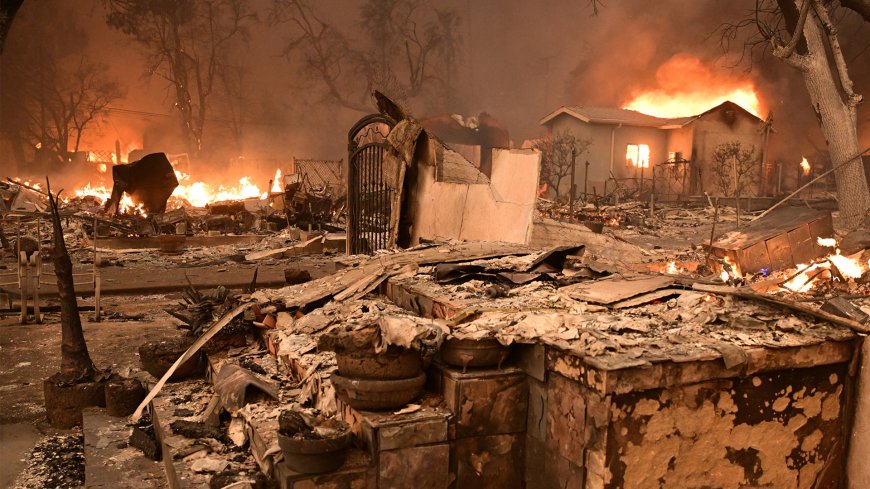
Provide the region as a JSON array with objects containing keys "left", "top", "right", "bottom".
[
  {"left": 105, "top": 0, "right": 253, "bottom": 159},
  {"left": 269, "top": 0, "right": 461, "bottom": 112},
  {"left": 533, "top": 130, "right": 592, "bottom": 199},
  {"left": 719, "top": 0, "right": 869, "bottom": 229},
  {"left": 711, "top": 141, "right": 759, "bottom": 197},
  {"left": 0, "top": 2, "right": 121, "bottom": 168}
]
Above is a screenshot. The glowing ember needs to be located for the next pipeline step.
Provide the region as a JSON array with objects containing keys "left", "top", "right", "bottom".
[
  {"left": 800, "top": 157, "right": 811, "bottom": 175},
  {"left": 665, "top": 261, "right": 680, "bottom": 274},
  {"left": 271, "top": 168, "right": 283, "bottom": 193},
  {"left": 623, "top": 55, "right": 763, "bottom": 118},
  {"left": 12, "top": 178, "right": 41, "bottom": 190},
  {"left": 817, "top": 237, "right": 837, "bottom": 248},
  {"left": 98, "top": 163, "right": 107, "bottom": 173},
  {"left": 719, "top": 256, "right": 741, "bottom": 283}
]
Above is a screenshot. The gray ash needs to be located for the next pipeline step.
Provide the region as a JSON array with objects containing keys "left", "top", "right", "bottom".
[{"left": 15, "top": 431, "right": 85, "bottom": 488}]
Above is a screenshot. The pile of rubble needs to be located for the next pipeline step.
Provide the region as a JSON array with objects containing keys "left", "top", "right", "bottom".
[{"left": 110, "top": 224, "right": 867, "bottom": 486}]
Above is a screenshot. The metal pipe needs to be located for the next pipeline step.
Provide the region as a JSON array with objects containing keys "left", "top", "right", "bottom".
[{"left": 609, "top": 123, "right": 622, "bottom": 175}]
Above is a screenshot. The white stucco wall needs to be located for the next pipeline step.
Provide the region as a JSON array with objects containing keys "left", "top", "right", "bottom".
[{"left": 406, "top": 148, "right": 541, "bottom": 245}]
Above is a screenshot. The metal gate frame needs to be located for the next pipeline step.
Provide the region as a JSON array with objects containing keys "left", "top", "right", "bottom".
[
  {"left": 347, "top": 114, "right": 396, "bottom": 255},
  {"left": 651, "top": 160, "right": 691, "bottom": 203}
]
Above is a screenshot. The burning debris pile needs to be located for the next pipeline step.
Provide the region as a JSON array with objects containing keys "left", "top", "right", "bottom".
[
  {"left": 5, "top": 153, "right": 347, "bottom": 239},
  {"left": 706, "top": 208, "right": 870, "bottom": 301}
]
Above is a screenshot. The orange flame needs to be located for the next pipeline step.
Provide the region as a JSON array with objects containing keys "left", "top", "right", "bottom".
[
  {"left": 623, "top": 55, "right": 763, "bottom": 118},
  {"left": 782, "top": 248, "right": 867, "bottom": 292},
  {"left": 800, "top": 157, "right": 811, "bottom": 175},
  {"left": 171, "top": 177, "right": 268, "bottom": 208},
  {"left": 719, "top": 256, "right": 741, "bottom": 283},
  {"left": 72, "top": 167, "right": 280, "bottom": 211},
  {"left": 73, "top": 183, "right": 146, "bottom": 216},
  {"left": 271, "top": 168, "right": 283, "bottom": 193}
]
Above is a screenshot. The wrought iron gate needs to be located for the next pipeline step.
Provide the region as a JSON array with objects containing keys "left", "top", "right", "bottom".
[
  {"left": 652, "top": 160, "right": 691, "bottom": 202},
  {"left": 347, "top": 114, "right": 396, "bottom": 254}
]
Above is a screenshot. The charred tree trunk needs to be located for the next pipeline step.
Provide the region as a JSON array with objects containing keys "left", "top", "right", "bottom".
[
  {"left": 774, "top": 0, "right": 869, "bottom": 229},
  {"left": 46, "top": 180, "right": 96, "bottom": 379}
]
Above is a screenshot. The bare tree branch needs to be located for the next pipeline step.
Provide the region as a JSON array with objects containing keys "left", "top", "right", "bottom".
[{"left": 811, "top": 0, "right": 863, "bottom": 116}]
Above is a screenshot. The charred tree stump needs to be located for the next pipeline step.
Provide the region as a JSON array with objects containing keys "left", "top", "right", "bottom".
[{"left": 43, "top": 179, "right": 103, "bottom": 428}]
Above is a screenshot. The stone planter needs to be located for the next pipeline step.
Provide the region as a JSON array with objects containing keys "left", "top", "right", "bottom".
[
  {"left": 441, "top": 338, "right": 511, "bottom": 372},
  {"left": 331, "top": 371, "right": 426, "bottom": 411},
  {"left": 139, "top": 337, "right": 204, "bottom": 381},
  {"left": 321, "top": 325, "right": 423, "bottom": 380},
  {"left": 105, "top": 378, "right": 146, "bottom": 417},
  {"left": 277, "top": 430, "right": 352, "bottom": 474},
  {"left": 335, "top": 346, "right": 422, "bottom": 380},
  {"left": 43, "top": 374, "right": 106, "bottom": 429}
]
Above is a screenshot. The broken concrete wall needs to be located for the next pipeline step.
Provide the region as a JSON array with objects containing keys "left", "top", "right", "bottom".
[
  {"left": 528, "top": 218, "right": 647, "bottom": 265},
  {"left": 517, "top": 345, "right": 853, "bottom": 489},
  {"left": 848, "top": 338, "right": 869, "bottom": 489},
  {"left": 404, "top": 143, "right": 540, "bottom": 246},
  {"left": 605, "top": 364, "right": 846, "bottom": 489}
]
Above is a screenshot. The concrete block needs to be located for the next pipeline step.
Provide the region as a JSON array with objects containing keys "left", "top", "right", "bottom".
[
  {"left": 379, "top": 444, "right": 449, "bottom": 489},
  {"left": 546, "top": 373, "right": 586, "bottom": 466},
  {"left": 343, "top": 402, "right": 449, "bottom": 457},
  {"left": 453, "top": 433, "right": 524, "bottom": 489},
  {"left": 275, "top": 448, "right": 371, "bottom": 489},
  {"left": 436, "top": 363, "right": 528, "bottom": 438},
  {"left": 526, "top": 377, "right": 548, "bottom": 441},
  {"left": 604, "top": 363, "right": 849, "bottom": 488},
  {"left": 514, "top": 343, "right": 547, "bottom": 382},
  {"left": 524, "top": 435, "right": 583, "bottom": 489}
]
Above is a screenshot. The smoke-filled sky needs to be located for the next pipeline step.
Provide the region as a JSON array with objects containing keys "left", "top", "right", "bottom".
[{"left": 2, "top": 0, "right": 868, "bottom": 177}]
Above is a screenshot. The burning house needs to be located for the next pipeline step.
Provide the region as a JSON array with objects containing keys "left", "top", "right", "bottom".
[{"left": 539, "top": 101, "right": 766, "bottom": 200}]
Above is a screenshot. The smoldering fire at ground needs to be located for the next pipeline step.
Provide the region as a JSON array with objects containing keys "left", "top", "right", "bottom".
[{"left": 1, "top": 1, "right": 870, "bottom": 489}]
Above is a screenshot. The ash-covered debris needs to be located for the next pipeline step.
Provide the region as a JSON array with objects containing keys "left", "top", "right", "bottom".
[{"left": 11, "top": 431, "right": 85, "bottom": 489}]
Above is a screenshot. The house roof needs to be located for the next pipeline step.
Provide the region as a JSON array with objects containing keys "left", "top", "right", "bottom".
[
  {"left": 538, "top": 106, "right": 669, "bottom": 127},
  {"left": 539, "top": 101, "right": 761, "bottom": 128}
]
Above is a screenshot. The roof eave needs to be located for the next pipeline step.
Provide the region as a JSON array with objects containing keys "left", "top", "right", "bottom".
[{"left": 539, "top": 107, "right": 591, "bottom": 126}]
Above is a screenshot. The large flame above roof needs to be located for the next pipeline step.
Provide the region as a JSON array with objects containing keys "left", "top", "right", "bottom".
[{"left": 622, "top": 55, "right": 763, "bottom": 119}]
